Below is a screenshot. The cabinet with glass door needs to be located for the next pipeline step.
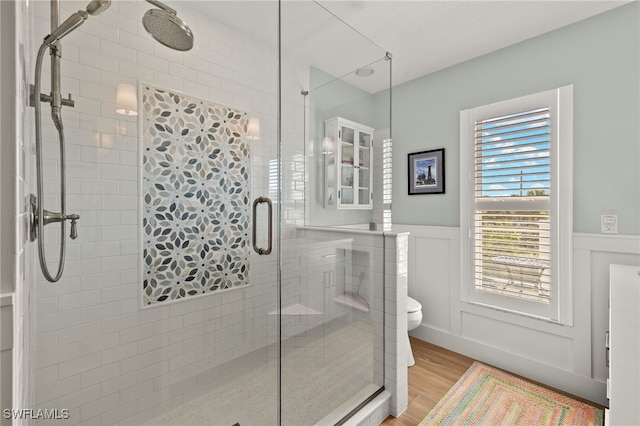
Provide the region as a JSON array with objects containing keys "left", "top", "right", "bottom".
[{"left": 324, "top": 117, "right": 374, "bottom": 209}]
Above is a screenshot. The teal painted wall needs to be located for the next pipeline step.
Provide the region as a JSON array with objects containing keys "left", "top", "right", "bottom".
[{"left": 378, "top": 2, "right": 639, "bottom": 234}]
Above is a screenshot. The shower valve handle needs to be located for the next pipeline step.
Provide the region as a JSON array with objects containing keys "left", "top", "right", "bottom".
[
  {"left": 40, "top": 209, "right": 80, "bottom": 239},
  {"left": 68, "top": 214, "right": 80, "bottom": 240}
]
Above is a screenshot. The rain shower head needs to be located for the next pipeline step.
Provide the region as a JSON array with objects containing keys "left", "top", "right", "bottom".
[
  {"left": 45, "top": 0, "right": 193, "bottom": 51},
  {"left": 142, "top": 8, "right": 194, "bottom": 52}
]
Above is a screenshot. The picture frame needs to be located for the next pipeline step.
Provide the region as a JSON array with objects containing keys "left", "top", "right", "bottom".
[{"left": 408, "top": 148, "right": 445, "bottom": 195}]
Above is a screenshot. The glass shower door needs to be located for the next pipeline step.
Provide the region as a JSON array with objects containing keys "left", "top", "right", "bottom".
[{"left": 22, "top": 1, "right": 281, "bottom": 425}]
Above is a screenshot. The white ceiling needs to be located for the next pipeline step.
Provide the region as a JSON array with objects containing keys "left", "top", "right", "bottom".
[
  {"left": 313, "top": 0, "right": 631, "bottom": 92},
  {"left": 197, "top": 1, "right": 631, "bottom": 93}
]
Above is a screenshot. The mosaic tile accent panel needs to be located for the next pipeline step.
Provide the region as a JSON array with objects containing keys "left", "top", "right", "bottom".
[{"left": 142, "top": 85, "right": 250, "bottom": 305}]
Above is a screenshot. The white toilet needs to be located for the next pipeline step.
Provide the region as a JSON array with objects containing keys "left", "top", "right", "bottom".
[{"left": 406, "top": 296, "right": 423, "bottom": 367}]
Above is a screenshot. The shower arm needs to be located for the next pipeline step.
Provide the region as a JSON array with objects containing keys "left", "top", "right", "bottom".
[{"left": 145, "top": 0, "right": 176, "bottom": 15}]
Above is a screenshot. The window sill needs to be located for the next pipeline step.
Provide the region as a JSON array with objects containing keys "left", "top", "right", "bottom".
[{"left": 460, "top": 300, "right": 574, "bottom": 336}]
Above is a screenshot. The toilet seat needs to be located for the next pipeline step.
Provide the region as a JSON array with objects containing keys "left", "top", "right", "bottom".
[{"left": 407, "top": 296, "right": 422, "bottom": 313}]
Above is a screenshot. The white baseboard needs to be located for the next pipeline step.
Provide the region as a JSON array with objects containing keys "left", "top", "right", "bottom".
[{"left": 411, "top": 324, "right": 608, "bottom": 406}]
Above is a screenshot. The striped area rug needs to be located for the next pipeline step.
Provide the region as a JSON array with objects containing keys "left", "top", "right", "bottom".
[{"left": 420, "top": 362, "right": 603, "bottom": 426}]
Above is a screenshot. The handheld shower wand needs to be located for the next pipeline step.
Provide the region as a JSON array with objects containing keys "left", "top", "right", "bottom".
[
  {"left": 43, "top": 0, "right": 110, "bottom": 46},
  {"left": 29, "top": 0, "right": 110, "bottom": 282},
  {"left": 46, "top": 1, "right": 110, "bottom": 127},
  {"left": 44, "top": 10, "right": 88, "bottom": 46}
]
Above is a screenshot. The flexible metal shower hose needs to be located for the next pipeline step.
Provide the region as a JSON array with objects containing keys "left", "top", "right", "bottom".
[{"left": 33, "top": 41, "right": 67, "bottom": 282}]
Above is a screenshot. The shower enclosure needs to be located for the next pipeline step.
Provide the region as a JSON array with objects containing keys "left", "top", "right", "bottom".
[{"left": 8, "top": 0, "right": 394, "bottom": 424}]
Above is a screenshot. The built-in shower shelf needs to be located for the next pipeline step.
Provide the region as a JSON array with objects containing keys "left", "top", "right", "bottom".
[
  {"left": 333, "top": 293, "right": 370, "bottom": 313},
  {"left": 268, "top": 303, "right": 323, "bottom": 316}
]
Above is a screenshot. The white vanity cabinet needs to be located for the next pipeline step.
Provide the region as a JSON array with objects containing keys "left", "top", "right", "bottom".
[
  {"left": 324, "top": 117, "right": 374, "bottom": 209},
  {"left": 607, "top": 264, "right": 640, "bottom": 425}
]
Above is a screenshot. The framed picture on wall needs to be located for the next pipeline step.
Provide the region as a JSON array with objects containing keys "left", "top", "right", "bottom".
[{"left": 408, "top": 148, "right": 445, "bottom": 195}]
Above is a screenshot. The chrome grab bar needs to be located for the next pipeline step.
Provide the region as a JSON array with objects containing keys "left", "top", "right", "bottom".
[{"left": 252, "top": 196, "right": 273, "bottom": 255}]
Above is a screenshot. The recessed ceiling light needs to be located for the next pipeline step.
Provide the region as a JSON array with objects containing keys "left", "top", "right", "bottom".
[{"left": 355, "top": 68, "right": 374, "bottom": 77}]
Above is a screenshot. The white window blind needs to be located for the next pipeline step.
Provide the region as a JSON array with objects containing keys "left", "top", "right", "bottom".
[
  {"left": 474, "top": 107, "right": 551, "bottom": 304},
  {"left": 460, "top": 86, "right": 573, "bottom": 324}
]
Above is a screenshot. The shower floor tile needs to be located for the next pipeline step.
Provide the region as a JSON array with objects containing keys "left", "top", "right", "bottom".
[{"left": 144, "top": 317, "right": 375, "bottom": 426}]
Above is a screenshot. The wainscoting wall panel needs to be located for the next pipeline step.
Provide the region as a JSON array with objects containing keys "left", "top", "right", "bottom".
[
  {"left": 393, "top": 224, "right": 640, "bottom": 406},
  {"left": 413, "top": 235, "right": 451, "bottom": 332}
]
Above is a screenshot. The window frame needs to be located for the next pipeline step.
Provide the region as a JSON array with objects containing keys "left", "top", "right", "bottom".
[{"left": 460, "top": 86, "right": 573, "bottom": 325}]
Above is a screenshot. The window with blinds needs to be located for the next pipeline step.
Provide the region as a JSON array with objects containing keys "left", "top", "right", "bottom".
[
  {"left": 460, "top": 86, "right": 573, "bottom": 323},
  {"left": 474, "top": 108, "right": 551, "bottom": 304}
]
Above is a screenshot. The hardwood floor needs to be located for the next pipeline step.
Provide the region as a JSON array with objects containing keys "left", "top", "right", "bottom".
[
  {"left": 381, "top": 337, "right": 474, "bottom": 426},
  {"left": 381, "top": 337, "right": 605, "bottom": 425}
]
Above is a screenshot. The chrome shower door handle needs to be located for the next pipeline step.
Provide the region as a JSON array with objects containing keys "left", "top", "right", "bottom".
[{"left": 252, "top": 196, "right": 273, "bottom": 255}]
